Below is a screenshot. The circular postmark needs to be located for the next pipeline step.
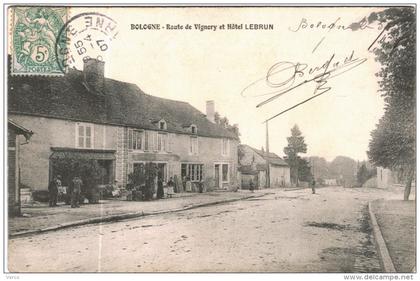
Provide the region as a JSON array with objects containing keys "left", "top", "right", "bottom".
[
  {"left": 12, "top": 7, "right": 67, "bottom": 74},
  {"left": 55, "top": 12, "right": 119, "bottom": 73}
]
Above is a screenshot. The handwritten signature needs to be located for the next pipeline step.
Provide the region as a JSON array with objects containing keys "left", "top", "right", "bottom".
[{"left": 240, "top": 50, "right": 367, "bottom": 122}]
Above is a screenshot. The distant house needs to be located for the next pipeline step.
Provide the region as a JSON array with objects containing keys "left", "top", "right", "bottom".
[
  {"left": 324, "top": 179, "right": 338, "bottom": 186},
  {"left": 8, "top": 59, "right": 239, "bottom": 195},
  {"left": 238, "top": 144, "right": 290, "bottom": 189},
  {"left": 8, "top": 119, "right": 33, "bottom": 216}
]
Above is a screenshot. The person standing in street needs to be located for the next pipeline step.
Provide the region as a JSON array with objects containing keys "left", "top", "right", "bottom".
[
  {"left": 48, "top": 175, "right": 61, "bottom": 207},
  {"left": 185, "top": 176, "right": 192, "bottom": 192},
  {"left": 311, "top": 177, "right": 316, "bottom": 194},
  {"left": 167, "top": 177, "right": 175, "bottom": 198},
  {"left": 198, "top": 179, "right": 204, "bottom": 193},
  {"left": 249, "top": 178, "right": 255, "bottom": 192},
  {"left": 71, "top": 175, "right": 83, "bottom": 208},
  {"left": 173, "top": 175, "right": 179, "bottom": 193},
  {"left": 182, "top": 176, "right": 187, "bottom": 192},
  {"left": 157, "top": 178, "right": 164, "bottom": 199}
]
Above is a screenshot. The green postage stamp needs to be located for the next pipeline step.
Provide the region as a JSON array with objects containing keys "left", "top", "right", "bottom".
[{"left": 10, "top": 6, "right": 68, "bottom": 75}]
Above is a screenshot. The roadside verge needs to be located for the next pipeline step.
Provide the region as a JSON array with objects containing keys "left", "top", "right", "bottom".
[{"left": 368, "top": 201, "right": 396, "bottom": 273}]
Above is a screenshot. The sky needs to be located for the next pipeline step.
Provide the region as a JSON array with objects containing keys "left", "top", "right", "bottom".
[{"left": 68, "top": 7, "right": 386, "bottom": 162}]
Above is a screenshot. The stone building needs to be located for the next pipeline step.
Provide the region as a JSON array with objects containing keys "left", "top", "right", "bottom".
[
  {"left": 238, "top": 144, "right": 290, "bottom": 189},
  {"left": 8, "top": 59, "right": 239, "bottom": 194}
]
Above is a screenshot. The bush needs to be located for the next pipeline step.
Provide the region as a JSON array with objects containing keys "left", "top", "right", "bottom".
[{"left": 127, "top": 162, "right": 158, "bottom": 201}]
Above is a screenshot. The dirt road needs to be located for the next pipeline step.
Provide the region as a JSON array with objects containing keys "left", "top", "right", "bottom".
[{"left": 8, "top": 186, "right": 401, "bottom": 272}]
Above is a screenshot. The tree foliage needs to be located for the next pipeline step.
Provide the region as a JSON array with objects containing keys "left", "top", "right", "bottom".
[
  {"left": 307, "top": 156, "right": 330, "bottom": 181},
  {"left": 364, "top": 7, "right": 415, "bottom": 199},
  {"left": 127, "top": 162, "right": 158, "bottom": 200},
  {"left": 297, "top": 158, "right": 312, "bottom": 182},
  {"left": 357, "top": 163, "right": 376, "bottom": 187},
  {"left": 214, "top": 111, "right": 240, "bottom": 137},
  {"left": 329, "top": 156, "right": 357, "bottom": 187},
  {"left": 284, "top": 125, "right": 309, "bottom": 186}
]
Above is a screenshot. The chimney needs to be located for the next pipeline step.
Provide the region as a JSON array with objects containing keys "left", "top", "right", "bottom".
[
  {"left": 206, "top": 100, "right": 215, "bottom": 123},
  {"left": 83, "top": 59, "right": 105, "bottom": 92}
]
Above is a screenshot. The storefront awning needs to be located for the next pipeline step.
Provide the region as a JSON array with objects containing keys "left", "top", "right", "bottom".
[{"left": 50, "top": 147, "right": 116, "bottom": 160}]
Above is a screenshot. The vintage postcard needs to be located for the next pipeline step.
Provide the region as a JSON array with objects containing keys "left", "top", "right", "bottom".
[{"left": 4, "top": 4, "right": 417, "bottom": 276}]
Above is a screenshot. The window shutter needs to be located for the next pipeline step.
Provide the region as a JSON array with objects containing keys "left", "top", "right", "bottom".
[
  {"left": 144, "top": 131, "right": 149, "bottom": 151},
  {"left": 153, "top": 131, "right": 158, "bottom": 151},
  {"left": 221, "top": 139, "right": 224, "bottom": 155},
  {"left": 148, "top": 131, "right": 153, "bottom": 151},
  {"left": 195, "top": 137, "right": 199, "bottom": 155},
  {"left": 168, "top": 134, "right": 173, "bottom": 152},
  {"left": 227, "top": 139, "right": 230, "bottom": 156},
  {"left": 128, "top": 129, "right": 133, "bottom": 150}
]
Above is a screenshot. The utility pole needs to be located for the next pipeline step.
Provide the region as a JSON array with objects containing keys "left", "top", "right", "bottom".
[{"left": 266, "top": 121, "right": 270, "bottom": 188}]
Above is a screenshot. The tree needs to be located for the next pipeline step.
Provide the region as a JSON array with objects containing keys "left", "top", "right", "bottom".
[
  {"left": 214, "top": 112, "right": 221, "bottom": 124},
  {"left": 215, "top": 112, "right": 240, "bottom": 138},
  {"left": 329, "top": 156, "right": 357, "bottom": 187},
  {"left": 357, "top": 163, "right": 377, "bottom": 187},
  {"left": 307, "top": 156, "right": 330, "bottom": 181},
  {"left": 357, "top": 164, "right": 369, "bottom": 187},
  {"left": 284, "top": 125, "right": 308, "bottom": 186},
  {"left": 127, "top": 162, "right": 158, "bottom": 201},
  {"left": 220, "top": 117, "right": 229, "bottom": 128},
  {"left": 237, "top": 145, "right": 245, "bottom": 164},
  {"left": 363, "top": 7, "right": 415, "bottom": 200},
  {"left": 298, "top": 158, "right": 312, "bottom": 182},
  {"left": 228, "top": 123, "right": 241, "bottom": 138}
]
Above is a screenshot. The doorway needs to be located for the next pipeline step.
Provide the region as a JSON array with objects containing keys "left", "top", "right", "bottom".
[
  {"left": 157, "top": 163, "right": 167, "bottom": 182},
  {"left": 97, "top": 160, "right": 113, "bottom": 185}
]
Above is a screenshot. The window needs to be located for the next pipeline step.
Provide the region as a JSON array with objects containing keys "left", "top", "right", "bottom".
[
  {"left": 181, "top": 163, "right": 204, "bottom": 182},
  {"left": 133, "top": 162, "right": 145, "bottom": 174},
  {"left": 76, "top": 123, "right": 94, "bottom": 148},
  {"left": 144, "top": 130, "right": 157, "bottom": 151},
  {"left": 159, "top": 120, "right": 167, "bottom": 130},
  {"left": 222, "top": 138, "right": 229, "bottom": 156},
  {"left": 222, "top": 164, "right": 229, "bottom": 182},
  {"left": 128, "top": 129, "right": 143, "bottom": 150},
  {"left": 191, "top": 125, "right": 197, "bottom": 134},
  {"left": 189, "top": 136, "right": 198, "bottom": 155},
  {"left": 157, "top": 133, "right": 167, "bottom": 152}
]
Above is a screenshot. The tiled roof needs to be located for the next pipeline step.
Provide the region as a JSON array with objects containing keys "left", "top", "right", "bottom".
[
  {"left": 8, "top": 69, "right": 238, "bottom": 140},
  {"left": 238, "top": 165, "right": 258, "bottom": 175},
  {"left": 8, "top": 119, "right": 33, "bottom": 140},
  {"left": 244, "top": 145, "right": 289, "bottom": 166}
]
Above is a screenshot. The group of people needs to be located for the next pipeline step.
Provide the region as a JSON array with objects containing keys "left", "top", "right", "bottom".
[
  {"left": 48, "top": 173, "right": 208, "bottom": 206},
  {"left": 156, "top": 177, "right": 175, "bottom": 199},
  {"left": 155, "top": 176, "right": 205, "bottom": 199},
  {"left": 48, "top": 175, "right": 84, "bottom": 208},
  {"left": 182, "top": 176, "right": 204, "bottom": 193}
]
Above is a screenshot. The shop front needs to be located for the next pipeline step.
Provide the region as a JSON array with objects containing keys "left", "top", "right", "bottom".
[{"left": 49, "top": 147, "right": 116, "bottom": 202}]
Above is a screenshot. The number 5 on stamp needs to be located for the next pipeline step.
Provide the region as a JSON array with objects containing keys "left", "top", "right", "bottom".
[{"left": 10, "top": 6, "right": 68, "bottom": 75}]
